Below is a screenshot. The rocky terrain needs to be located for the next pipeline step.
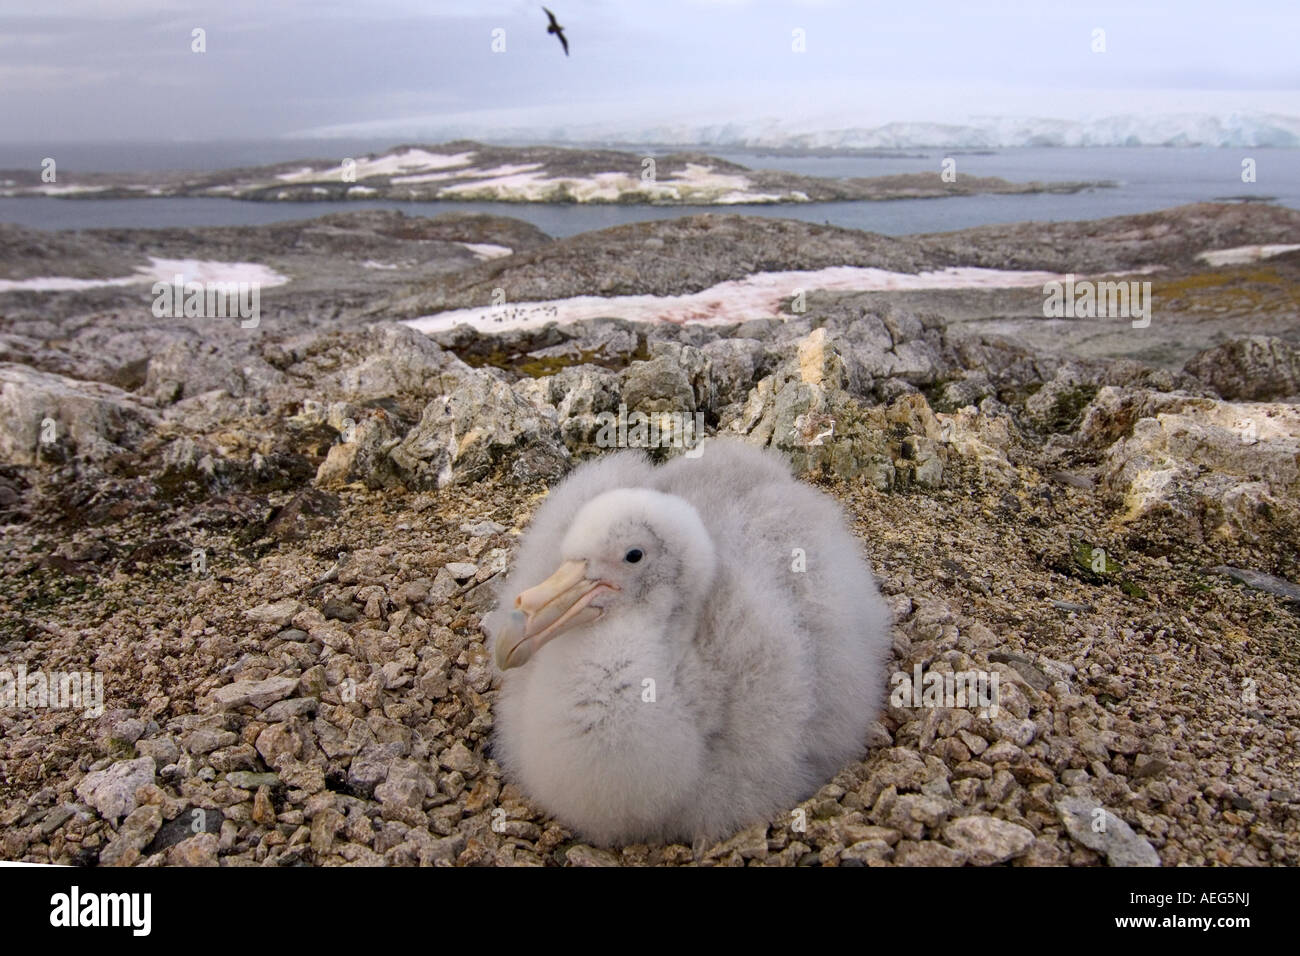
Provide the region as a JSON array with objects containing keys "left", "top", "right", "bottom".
[
  {"left": 0, "top": 141, "right": 1106, "bottom": 205},
  {"left": 1, "top": 203, "right": 1297, "bottom": 867}
]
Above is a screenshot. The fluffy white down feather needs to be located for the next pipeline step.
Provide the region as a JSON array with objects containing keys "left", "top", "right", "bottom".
[{"left": 483, "top": 440, "right": 892, "bottom": 846}]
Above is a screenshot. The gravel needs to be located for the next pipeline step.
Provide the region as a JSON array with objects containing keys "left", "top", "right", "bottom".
[{"left": 2, "top": 204, "right": 1297, "bottom": 866}]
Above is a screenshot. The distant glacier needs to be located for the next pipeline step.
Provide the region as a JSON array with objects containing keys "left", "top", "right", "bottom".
[{"left": 299, "top": 112, "right": 1300, "bottom": 150}]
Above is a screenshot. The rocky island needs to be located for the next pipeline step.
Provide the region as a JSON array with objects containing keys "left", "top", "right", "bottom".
[{"left": 0, "top": 141, "right": 1109, "bottom": 205}]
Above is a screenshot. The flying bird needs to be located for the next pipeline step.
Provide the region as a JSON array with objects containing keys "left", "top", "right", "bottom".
[
  {"left": 483, "top": 440, "right": 892, "bottom": 847},
  {"left": 543, "top": 7, "right": 569, "bottom": 56}
]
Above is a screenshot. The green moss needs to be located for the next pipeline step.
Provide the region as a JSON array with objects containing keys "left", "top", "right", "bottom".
[
  {"left": 1072, "top": 538, "right": 1119, "bottom": 576},
  {"left": 1067, "top": 537, "right": 1145, "bottom": 599},
  {"left": 1045, "top": 384, "right": 1099, "bottom": 433},
  {"left": 459, "top": 337, "right": 649, "bottom": 379},
  {"left": 516, "top": 349, "right": 605, "bottom": 378},
  {"left": 1153, "top": 267, "right": 1300, "bottom": 314},
  {"left": 1119, "top": 579, "right": 1148, "bottom": 599}
]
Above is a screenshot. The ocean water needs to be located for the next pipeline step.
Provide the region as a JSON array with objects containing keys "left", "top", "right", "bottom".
[{"left": 0, "top": 142, "right": 1295, "bottom": 237}]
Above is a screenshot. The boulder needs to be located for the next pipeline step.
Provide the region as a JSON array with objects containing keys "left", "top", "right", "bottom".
[
  {"left": 1184, "top": 336, "right": 1300, "bottom": 402},
  {"left": 389, "top": 369, "right": 569, "bottom": 488},
  {"left": 1100, "top": 399, "right": 1300, "bottom": 540},
  {"left": 0, "top": 363, "right": 157, "bottom": 465}
]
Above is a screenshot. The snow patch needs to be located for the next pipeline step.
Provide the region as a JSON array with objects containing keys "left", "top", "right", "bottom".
[
  {"left": 404, "top": 264, "right": 1138, "bottom": 335},
  {"left": 459, "top": 243, "right": 513, "bottom": 260},
  {"left": 277, "top": 149, "right": 476, "bottom": 184},
  {"left": 0, "top": 257, "right": 290, "bottom": 294},
  {"left": 434, "top": 161, "right": 792, "bottom": 203},
  {"left": 1197, "top": 244, "right": 1300, "bottom": 267},
  {"left": 37, "top": 184, "right": 108, "bottom": 196},
  {"left": 275, "top": 165, "right": 317, "bottom": 182}
]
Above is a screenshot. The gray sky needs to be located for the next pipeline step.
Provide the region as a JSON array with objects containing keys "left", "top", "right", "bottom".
[{"left": 1, "top": 0, "right": 1296, "bottom": 142}]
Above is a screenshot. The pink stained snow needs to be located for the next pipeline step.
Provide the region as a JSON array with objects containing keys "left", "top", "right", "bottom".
[{"left": 403, "top": 264, "right": 1149, "bottom": 334}]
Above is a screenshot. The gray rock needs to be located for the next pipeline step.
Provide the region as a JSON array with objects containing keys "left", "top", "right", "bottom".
[
  {"left": 1100, "top": 398, "right": 1300, "bottom": 540},
  {"left": 700, "top": 338, "right": 765, "bottom": 406},
  {"left": 389, "top": 369, "right": 569, "bottom": 488},
  {"left": 839, "top": 839, "right": 894, "bottom": 865},
  {"left": 347, "top": 743, "right": 398, "bottom": 797},
  {"left": 439, "top": 742, "right": 480, "bottom": 776},
  {"left": 254, "top": 723, "right": 304, "bottom": 767},
  {"left": 886, "top": 794, "right": 952, "bottom": 840},
  {"left": 99, "top": 804, "right": 164, "bottom": 866},
  {"left": 39, "top": 805, "right": 76, "bottom": 837},
  {"left": 184, "top": 728, "right": 238, "bottom": 755},
  {"left": 93, "top": 711, "right": 147, "bottom": 756},
  {"left": 565, "top": 844, "right": 623, "bottom": 867},
  {"left": 460, "top": 519, "right": 507, "bottom": 536},
  {"left": 893, "top": 840, "right": 967, "bottom": 866},
  {"left": 1184, "top": 336, "right": 1300, "bottom": 401},
  {"left": 226, "top": 771, "right": 281, "bottom": 790},
  {"left": 75, "top": 757, "right": 156, "bottom": 823},
  {"left": 144, "top": 805, "right": 222, "bottom": 855},
  {"left": 244, "top": 599, "right": 302, "bottom": 627},
  {"left": 543, "top": 366, "right": 623, "bottom": 455},
  {"left": 1057, "top": 796, "right": 1161, "bottom": 867},
  {"left": 328, "top": 323, "right": 470, "bottom": 411},
  {"left": 135, "top": 736, "right": 180, "bottom": 766},
  {"left": 374, "top": 759, "right": 433, "bottom": 809},
  {"left": 1212, "top": 566, "right": 1300, "bottom": 604},
  {"left": 166, "top": 832, "right": 220, "bottom": 866},
  {"left": 400, "top": 831, "right": 466, "bottom": 865},
  {"left": 321, "top": 596, "right": 360, "bottom": 622},
  {"left": 943, "top": 815, "right": 1035, "bottom": 865},
  {"left": 0, "top": 363, "right": 157, "bottom": 465},
  {"left": 144, "top": 336, "right": 286, "bottom": 405},
  {"left": 624, "top": 342, "right": 712, "bottom": 413},
  {"left": 208, "top": 675, "right": 300, "bottom": 711},
  {"left": 312, "top": 405, "right": 405, "bottom": 489},
  {"left": 261, "top": 697, "right": 319, "bottom": 722}
]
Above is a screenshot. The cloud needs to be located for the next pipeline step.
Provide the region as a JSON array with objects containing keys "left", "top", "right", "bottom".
[{"left": 0, "top": 0, "right": 1296, "bottom": 143}]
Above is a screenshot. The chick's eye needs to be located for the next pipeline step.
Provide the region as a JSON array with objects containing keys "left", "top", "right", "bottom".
[{"left": 624, "top": 548, "right": 644, "bottom": 564}]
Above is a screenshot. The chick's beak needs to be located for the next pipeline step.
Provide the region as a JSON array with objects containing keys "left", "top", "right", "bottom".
[{"left": 492, "top": 560, "right": 617, "bottom": 670}]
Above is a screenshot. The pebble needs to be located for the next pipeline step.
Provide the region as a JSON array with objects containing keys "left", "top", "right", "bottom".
[
  {"left": 565, "top": 845, "right": 622, "bottom": 867},
  {"left": 226, "top": 771, "right": 280, "bottom": 790},
  {"left": 74, "top": 757, "right": 156, "bottom": 823},
  {"left": 894, "top": 840, "right": 967, "bottom": 866},
  {"left": 444, "top": 562, "right": 478, "bottom": 581},
  {"left": 254, "top": 723, "right": 304, "bottom": 767},
  {"left": 943, "top": 815, "right": 1035, "bottom": 865},
  {"left": 208, "top": 676, "right": 299, "bottom": 712},
  {"left": 99, "top": 805, "right": 164, "bottom": 866},
  {"left": 244, "top": 599, "right": 303, "bottom": 627},
  {"left": 1057, "top": 796, "right": 1161, "bottom": 867},
  {"left": 166, "top": 832, "right": 220, "bottom": 866}
]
